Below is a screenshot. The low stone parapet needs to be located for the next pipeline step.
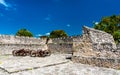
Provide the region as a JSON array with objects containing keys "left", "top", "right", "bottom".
[
  {"left": 0, "top": 44, "right": 48, "bottom": 55},
  {"left": 72, "top": 56, "right": 120, "bottom": 69}
]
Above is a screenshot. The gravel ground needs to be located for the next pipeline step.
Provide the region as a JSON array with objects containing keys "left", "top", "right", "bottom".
[{"left": 0, "top": 54, "right": 120, "bottom": 75}]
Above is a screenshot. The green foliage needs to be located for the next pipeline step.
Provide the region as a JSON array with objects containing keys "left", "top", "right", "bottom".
[
  {"left": 16, "top": 28, "right": 33, "bottom": 37},
  {"left": 94, "top": 15, "right": 120, "bottom": 44},
  {"left": 50, "top": 30, "right": 68, "bottom": 38},
  {"left": 113, "top": 31, "right": 120, "bottom": 44}
]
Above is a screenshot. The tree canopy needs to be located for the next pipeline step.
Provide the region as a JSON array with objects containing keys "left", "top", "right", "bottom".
[
  {"left": 49, "top": 30, "right": 68, "bottom": 38},
  {"left": 94, "top": 15, "right": 120, "bottom": 44},
  {"left": 16, "top": 28, "right": 33, "bottom": 37}
]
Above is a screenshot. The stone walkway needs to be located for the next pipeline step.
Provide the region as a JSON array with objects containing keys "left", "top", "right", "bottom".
[
  {"left": 0, "top": 54, "right": 120, "bottom": 75},
  {"left": 0, "top": 54, "right": 69, "bottom": 73}
]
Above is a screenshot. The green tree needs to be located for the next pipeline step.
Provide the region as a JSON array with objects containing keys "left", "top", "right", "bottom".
[
  {"left": 50, "top": 30, "right": 68, "bottom": 38},
  {"left": 113, "top": 31, "right": 120, "bottom": 44},
  {"left": 16, "top": 28, "right": 33, "bottom": 37},
  {"left": 94, "top": 15, "right": 120, "bottom": 44}
]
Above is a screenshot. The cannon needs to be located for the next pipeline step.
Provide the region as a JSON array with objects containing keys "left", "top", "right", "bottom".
[
  {"left": 12, "top": 50, "right": 18, "bottom": 56},
  {"left": 43, "top": 49, "right": 51, "bottom": 56},
  {"left": 12, "top": 49, "right": 27, "bottom": 56},
  {"left": 12, "top": 49, "right": 51, "bottom": 57},
  {"left": 30, "top": 50, "right": 37, "bottom": 57},
  {"left": 25, "top": 49, "right": 32, "bottom": 56},
  {"left": 30, "top": 49, "right": 51, "bottom": 57},
  {"left": 36, "top": 50, "right": 44, "bottom": 57}
]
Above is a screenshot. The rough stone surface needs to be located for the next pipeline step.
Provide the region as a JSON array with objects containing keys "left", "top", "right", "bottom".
[
  {"left": 5, "top": 62, "right": 120, "bottom": 75},
  {"left": 73, "top": 26, "right": 118, "bottom": 58},
  {"left": 48, "top": 43, "right": 73, "bottom": 54},
  {"left": 0, "top": 54, "right": 120, "bottom": 75},
  {"left": 0, "top": 35, "right": 46, "bottom": 44},
  {"left": 117, "top": 43, "right": 120, "bottom": 50},
  {"left": 72, "top": 56, "right": 120, "bottom": 69},
  {"left": 72, "top": 26, "right": 120, "bottom": 69},
  {"left": 83, "top": 26, "right": 117, "bottom": 51},
  {"left": 0, "top": 54, "right": 68, "bottom": 73}
]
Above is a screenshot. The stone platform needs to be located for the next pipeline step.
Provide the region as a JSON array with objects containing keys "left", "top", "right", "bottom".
[
  {"left": 0, "top": 54, "right": 69, "bottom": 74},
  {"left": 0, "top": 54, "right": 120, "bottom": 75}
]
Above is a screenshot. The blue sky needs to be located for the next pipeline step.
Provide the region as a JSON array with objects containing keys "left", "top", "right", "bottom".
[{"left": 0, "top": 0, "right": 120, "bottom": 37}]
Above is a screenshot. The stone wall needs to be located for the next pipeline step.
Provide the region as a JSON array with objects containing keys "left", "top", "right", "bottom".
[
  {"left": 0, "top": 35, "right": 46, "bottom": 44},
  {"left": 117, "top": 43, "right": 120, "bottom": 50},
  {"left": 0, "top": 35, "right": 74, "bottom": 55},
  {"left": 0, "top": 35, "right": 48, "bottom": 55},
  {"left": 72, "top": 26, "right": 120, "bottom": 69},
  {"left": 48, "top": 43, "right": 73, "bottom": 54},
  {"left": 72, "top": 56, "right": 120, "bottom": 69},
  {"left": 51, "top": 37, "right": 73, "bottom": 43},
  {"left": 73, "top": 26, "right": 118, "bottom": 57},
  {"left": 0, "top": 44, "right": 47, "bottom": 55},
  {"left": 83, "top": 26, "right": 117, "bottom": 51},
  {"left": 72, "top": 34, "right": 94, "bottom": 57},
  {"left": 0, "top": 26, "right": 118, "bottom": 56},
  {"left": 47, "top": 37, "right": 73, "bottom": 54}
]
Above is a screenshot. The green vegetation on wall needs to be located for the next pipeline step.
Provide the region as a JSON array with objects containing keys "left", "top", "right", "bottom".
[{"left": 94, "top": 15, "right": 120, "bottom": 44}]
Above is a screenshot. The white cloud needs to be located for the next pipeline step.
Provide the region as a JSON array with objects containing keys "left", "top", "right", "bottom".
[
  {"left": 45, "top": 33, "right": 50, "bottom": 36},
  {"left": 36, "top": 32, "right": 50, "bottom": 37},
  {"left": 36, "top": 34, "right": 42, "bottom": 37},
  {"left": 0, "top": 0, "right": 9, "bottom": 7},
  {"left": 66, "top": 24, "right": 71, "bottom": 27},
  {"left": 95, "top": 22, "right": 99, "bottom": 25}
]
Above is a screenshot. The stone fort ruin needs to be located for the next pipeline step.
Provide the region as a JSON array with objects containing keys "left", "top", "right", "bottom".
[{"left": 0, "top": 26, "right": 120, "bottom": 69}]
